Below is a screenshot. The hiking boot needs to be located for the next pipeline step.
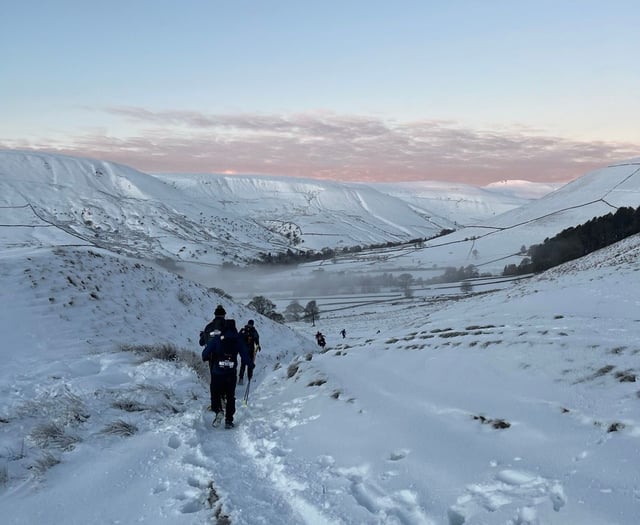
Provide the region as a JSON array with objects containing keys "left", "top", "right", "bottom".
[
  {"left": 212, "top": 412, "right": 224, "bottom": 428},
  {"left": 224, "top": 421, "right": 234, "bottom": 429}
]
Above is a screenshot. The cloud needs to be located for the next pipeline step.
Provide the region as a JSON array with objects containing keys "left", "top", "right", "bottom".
[{"left": 2, "top": 108, "right": 637, "bottom": 184}]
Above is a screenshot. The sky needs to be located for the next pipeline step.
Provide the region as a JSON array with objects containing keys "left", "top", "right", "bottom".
[
  {"left": 2, "top": 150, "right": 640, "bottom": 523},
  {"left": 1, "top": 0, "right": 639, "bottom": 184}
]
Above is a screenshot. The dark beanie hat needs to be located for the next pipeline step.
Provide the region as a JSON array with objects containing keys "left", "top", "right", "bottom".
[
  {"left": 248, "top": 319, "right": 254, "bottom": 326},
  {"left": 224, "top": 319, "right": 237, "bottom": 330},
  {"left": 214, "top": 305, "right": 226, "bottom": 316}
]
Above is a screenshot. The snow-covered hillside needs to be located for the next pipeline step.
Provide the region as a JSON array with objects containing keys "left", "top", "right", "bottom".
[
  {"left": 287, "top": 159, "right": 640, "bottom": 280},
  {"left": 0, "top": 150, "right": 541, "bottom": 268},
  {"left": 2, "top": 229, "right": 640, "bottom": 524}
]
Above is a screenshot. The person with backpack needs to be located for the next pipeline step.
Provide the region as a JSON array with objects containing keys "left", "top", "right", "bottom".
[
  {"left": 202, "top": 318, "right": 254, "bottom": 429},
  {"left": 238, "top": 319, "right": 260, "bottom": 385},
  {"left": 199, "top": 304, "right": 226, "bottom": 346}
]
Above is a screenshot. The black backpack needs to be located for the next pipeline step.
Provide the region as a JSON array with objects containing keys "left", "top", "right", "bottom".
[
  {"left": 199, "top": 316, "right": 226, "bottom": 346},
  {"left": 241, "top": 326, "right": 255, "bottom": 348},
  {"left": 213, "top": 333, "right": 237, "bottom": 373}
]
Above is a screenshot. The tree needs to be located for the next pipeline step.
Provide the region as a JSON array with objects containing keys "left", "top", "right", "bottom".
[
  {"left": 397, "top": 273, "right": 413, "bottom": 298},
  {"left": 247, "top": 295, "right": 284, "bottom": 323},
  {"left": 285, "top": 300, "right": 305, "bottom": 322},
  {"left": 303, "top": 300, "right": 320, "bottom": 325},
  {"left": 247, "top": 296, "right": 275, "bottom": 316}
]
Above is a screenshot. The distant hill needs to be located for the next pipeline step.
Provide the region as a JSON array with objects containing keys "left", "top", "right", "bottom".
[
  {"left": 409, "top": 159, "right": 640, "bottom": 275},
  {"left": 3, "top": 150, "right": 637, "bottom": 279},
  {"left": 0, "top": 150, "right": 541, "bottom": 266}
]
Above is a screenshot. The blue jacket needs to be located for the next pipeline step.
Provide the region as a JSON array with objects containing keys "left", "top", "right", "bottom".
[{"left": 202, "top": 327, "right": 254, "bottom": 376}]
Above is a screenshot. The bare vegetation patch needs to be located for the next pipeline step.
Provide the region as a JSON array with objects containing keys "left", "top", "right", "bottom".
[
  {"left": 480, "top": 340, "right": 503, "bottom": 348},
  {"left": 438, "top": 331, "right": 469, "bottom": 338},
  {"left": 576, "top": 364, "right": 615, "bottom": 383},
  {"left": 112, "top": 399, "right": 147, "bottom": 412},
  {"left": 607, "top": 422, "right": 625, "bottom": 433},
  {"left": 308, "top": 379, "right": 327, "bottom": 387},
  {"left": 29, "top": 422, "right": 81, "bottom": 451},
  {"left": 0, "top": 463, "right": 8, "bottom": 485},
  {"left": 121, "top": 342, "right": 180, "bottom": 361},
  {"left": 615, "top": 370, "right": 636, "bottom": 383},
  {"left": 177, "top": 288, "right": 193, "bottom": 305},
  {"left": 29, "top": 452, "right": 60, "bottom": 475},
  {"left": 472, "top": 414, "right": 511, "bottom": 430},
  {"left": 101, "top": 420, "right": 138, "bottom": 437},
  {"left": 4, "top": 441, "right": 26, "bottom": 461},
  {"left": 120, "top": 343, "right": 209, "bottom": 382}
]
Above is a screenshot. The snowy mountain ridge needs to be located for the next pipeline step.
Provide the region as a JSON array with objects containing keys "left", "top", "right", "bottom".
[{"left": 0, "top": 149, "right": 552, "bottom": 268}]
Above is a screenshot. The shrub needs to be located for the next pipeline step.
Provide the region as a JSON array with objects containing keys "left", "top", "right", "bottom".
[{"left": 101, "top": 420, "right": 138, "bottom": 437}]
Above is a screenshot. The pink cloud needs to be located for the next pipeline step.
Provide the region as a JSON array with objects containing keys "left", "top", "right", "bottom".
[{"left": 2, "top": 108, "right": 637, "bottom": 184}]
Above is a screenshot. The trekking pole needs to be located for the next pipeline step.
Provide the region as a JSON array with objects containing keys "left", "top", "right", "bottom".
[{"left": 243, "top": 378, "right": 252, "bottom": 406}]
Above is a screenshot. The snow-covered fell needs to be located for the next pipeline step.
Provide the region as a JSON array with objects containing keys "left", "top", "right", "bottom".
[{"left": 0, "top": 150, "right": 543, "bottom": 266}]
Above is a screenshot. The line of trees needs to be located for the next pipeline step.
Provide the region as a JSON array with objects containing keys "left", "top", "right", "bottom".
[
  {"left": 284, "top": 300, "right": 320, "bottom": 323},
  {"left": 503, "top": 205, "right": 640, "bottom": 276},
  {"left": 246, "top": 296, "right": 321, "bottom": 324},
  {"left": 250, "top": 229, "right": 455, "bottom": 267}
]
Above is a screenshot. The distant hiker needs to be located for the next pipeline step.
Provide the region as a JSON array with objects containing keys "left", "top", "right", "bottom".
[
  {"left": 315, "top": 331, "right": 326, "bottom": 349},
  {"left": 238, "top": 319, "right": 260, "bottom": 385},
  {"left": 340, "top": 329, "right": 346, "bottom": 339},
  {"left": 202, "top": 319, "right": 254, "bottom": 429},
  {"left": 199, "top": 304, "right": 226, "bottom": 346}
]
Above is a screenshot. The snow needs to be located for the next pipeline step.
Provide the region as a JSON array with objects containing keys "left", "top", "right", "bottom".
[{"left": 1, "top": 150, "right": 640, "bottom": 524}]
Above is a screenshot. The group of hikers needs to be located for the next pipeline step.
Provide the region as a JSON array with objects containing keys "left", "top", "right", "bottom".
[
  {"left": 199, "top": 305, "right": 260, "bottom": 429},
  {"left": 200, "top": 304, "right": 347, "bottom": 429}
]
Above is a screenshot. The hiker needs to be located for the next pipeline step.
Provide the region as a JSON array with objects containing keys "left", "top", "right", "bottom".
[
  {"left": 315, "top": 331, "right": 326, "bottom": 349},
  {"left": 340, "top": 328, "right": 346, "bottom": 339},
  {"left": 199, "top": 304, "right": 226, "bottom": 346},
  {"left": 202, "top": 319, "right": 254, "bottom": 429},
  {"left": 238, "top": 319, "right": 260, "bottom": 385}
]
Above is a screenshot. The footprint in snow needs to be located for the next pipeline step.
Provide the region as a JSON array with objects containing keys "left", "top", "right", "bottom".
[
  {"left": 447, "top": 468, "right": 566, "bottom": 525},
  {"left": 388, "top": 448, "right": 410, "bottom": 461},
  {"left": 337, "top": 465, "right": 435, "bottom": 524}
]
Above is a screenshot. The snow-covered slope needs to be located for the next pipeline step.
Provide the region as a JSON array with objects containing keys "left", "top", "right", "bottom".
[
  {"left": 352, "top": 159, "right": 640, "bottom": 276},
  {"left": 1, "top": 232, "right": 639, "bottom": 524},
  {"left": 0, "top": 150, "right": 542, "bottom": 268}
]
